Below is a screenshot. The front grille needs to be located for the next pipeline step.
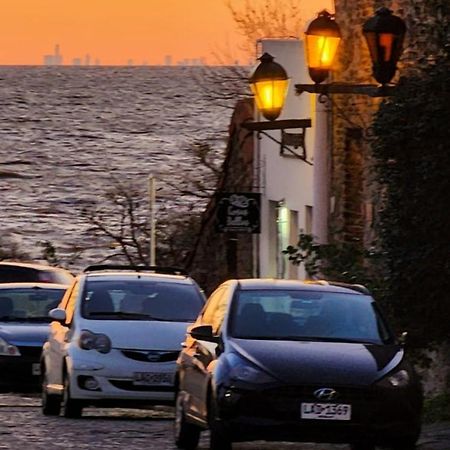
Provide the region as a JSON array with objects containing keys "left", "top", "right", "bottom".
[
  {"left": 108, "top": 380, "right": 174, "bottom": 392},
  {"left": 236, "top": 385, "right": 379, "bottom": 423},
  {"left": 121, "top": 350, "right": 179, "bottom": 363}
]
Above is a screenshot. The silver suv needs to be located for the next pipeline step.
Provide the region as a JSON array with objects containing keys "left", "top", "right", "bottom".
[{"left": 41, "top": 265, "right": 205, "bottom": 417}]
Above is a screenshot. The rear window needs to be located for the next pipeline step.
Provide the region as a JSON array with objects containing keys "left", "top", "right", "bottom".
[
  {"left": 0, "top": 287, "right": 66, "bottom": 322},
  {"left": 81, "top": 279, "right": 204, "bottom": 322},
  {"left": 0, "top": 266, "right": 73, "bottom": 285}
]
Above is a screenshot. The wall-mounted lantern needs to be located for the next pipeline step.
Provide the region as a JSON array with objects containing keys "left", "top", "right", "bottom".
[
  {"left": 297, "top": 7, "right": 407, "bottom": 96},
  {"left": 363, "top": 7, "right": 407, "bottom": 85},
  {"left": 304, "top": 10, "right": 342, "bottom": 84},
  {"left": 249, "top": 52, "right": 290, "bottom": 121}
]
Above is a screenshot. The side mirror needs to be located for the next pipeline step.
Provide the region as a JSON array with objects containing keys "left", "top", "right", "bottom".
[
  {"left": 49, "top": 308, "right": 66, "bottom": 323},
  {"left": 189, "top": 324, "right": 219, "bottom": 343}
]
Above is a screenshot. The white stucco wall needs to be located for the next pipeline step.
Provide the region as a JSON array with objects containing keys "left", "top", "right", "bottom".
[{"left": 255, "top": 39, "right": 317, "bottom": 279}]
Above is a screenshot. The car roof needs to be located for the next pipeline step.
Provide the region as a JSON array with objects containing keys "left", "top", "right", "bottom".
[
  {"left": 79, "top": 264, "right": 196, "bottom": 285},
  {"left": 0, "top": 261, "right": 71, "bottom": 272},
  {"left": 82, "top": 271, "right": 196, "bottom": 285},
  {"left": 0, "top": 282, "right": 68, "bottom": 290},
  {"left": 232, "top": 278, "right": 370, "bottom": 295}
]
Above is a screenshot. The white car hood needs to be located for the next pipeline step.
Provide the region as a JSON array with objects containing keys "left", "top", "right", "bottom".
[{"left": 82, "top": 320, "right": 190, "bottom": 350}]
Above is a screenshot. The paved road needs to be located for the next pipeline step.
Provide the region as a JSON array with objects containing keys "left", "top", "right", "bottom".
[{"left": 0, "top": 393, "right": 448, "bottom": 450}]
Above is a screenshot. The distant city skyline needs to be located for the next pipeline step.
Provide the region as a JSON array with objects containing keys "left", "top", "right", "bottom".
[
  {"left": 43, "top": 44, "right": 240, "bottom": 67},
  {"left": 1, "top": 0, "right": 333, "bottom": 66}
]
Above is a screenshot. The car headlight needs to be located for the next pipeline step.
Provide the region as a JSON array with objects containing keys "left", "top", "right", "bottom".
[
  {"left": 79, "top": 330, "right": 111, "bottom": 354},
  {"left": 227, "top": 355, "right": 275, "bottom": 384},
  {"left": 377, "top": 368, "right": 410, "bottom": 388},
  {"left": 0, "top": 337, "right": 21, "bottom": 356}
]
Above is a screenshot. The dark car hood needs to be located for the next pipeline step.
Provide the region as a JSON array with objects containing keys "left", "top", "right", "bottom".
[
  {"left": 229, "top": 338, "right": 403, "bottom": 386},
  {"left": 0, "top": 323, "right": 50, "bottom": 346}
]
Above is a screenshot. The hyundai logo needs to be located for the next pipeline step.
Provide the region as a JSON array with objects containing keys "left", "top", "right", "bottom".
[
  {"left": 313, "top": 388, "right": 339, "bottom": 401},
  {"left": 146, "top": 352, "right": 162, "bottom": 362}
]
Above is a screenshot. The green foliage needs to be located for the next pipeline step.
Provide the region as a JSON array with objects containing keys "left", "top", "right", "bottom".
[
  {"left": 284, "top": 233, "right": 383, "bottom": 296},
  {"left": 371, "top": 62, "right": 450, "bottom": 347}
]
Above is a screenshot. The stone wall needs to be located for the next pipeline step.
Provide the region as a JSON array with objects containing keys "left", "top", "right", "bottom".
[
  {"left": 331, "top": 0, "right": 450, "bottom": 248},
  {"left": 332, "top": 0, "right": 450, "bottom": 396}
]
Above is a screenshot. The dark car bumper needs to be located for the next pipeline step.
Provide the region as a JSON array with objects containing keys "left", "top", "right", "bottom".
[
  {"left": 0, "top": 347, "right": 42, "bottom": 389},
  {"left": 216, "top": 384, "right": 422, "bottom": 445}
]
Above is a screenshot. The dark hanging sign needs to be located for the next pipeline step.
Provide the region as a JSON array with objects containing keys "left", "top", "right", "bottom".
[{"left": 215, "top": 193, "right": 261, "bottom": 234}]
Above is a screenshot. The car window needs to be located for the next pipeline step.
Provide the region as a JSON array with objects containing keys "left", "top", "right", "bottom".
[
  {"left": 0, "top": 287, "right": 66, "bottom": 322},
  {"left": 81, "top": 279, "right": 204, "bottom": 322},
  {"left": 0, "top": 265, "right": 73, "bottom": 284},
  {"left": 230, "top": 289, "right": 395, "bottom": 344}
]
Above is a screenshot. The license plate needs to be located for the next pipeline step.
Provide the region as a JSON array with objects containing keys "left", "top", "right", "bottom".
[
  {"left": 32, "top": 363, "right": 41, "bottom": 376},
  {"left": 301, "top": 402, "right": 351, "bottom": 420},
  {"left": 133, "top": 372, "right": 173, "bottom": 386}
]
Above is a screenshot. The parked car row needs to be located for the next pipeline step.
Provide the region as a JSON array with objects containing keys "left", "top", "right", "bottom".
[
  {"left": 0, "top": 261, "right": 423, "bottom": 450},
  {"left": 0, "top": 262, "right": 74, "bottom": 390}
]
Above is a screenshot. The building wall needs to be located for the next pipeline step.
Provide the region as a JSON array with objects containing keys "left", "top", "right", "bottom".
[
  {"left": 186, "top": 99, "right": 256, "bottom": 295},
  {"left": 257, "top": 39, "right": 315, "bottom": 279},
  {"left": 187, "top": 39, "right": 318, "bottom": 291},
  {"left": 331, "top": 0, "right": 449, "bottom": 247}
]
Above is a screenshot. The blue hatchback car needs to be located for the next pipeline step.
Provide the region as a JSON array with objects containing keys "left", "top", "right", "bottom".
[{"left": 0, "top": 282, "right": 67, "bottom": 389}]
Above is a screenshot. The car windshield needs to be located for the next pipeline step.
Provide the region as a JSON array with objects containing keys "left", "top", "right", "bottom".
[
  {"left": 82, "top": 279, "right": 204, "bottom": 322},
  {"left": 230, "top": 289, "right": 394, "bottom": 344},
  {"left": 0, "top": 287, "right": 66, "bottom": 322}
]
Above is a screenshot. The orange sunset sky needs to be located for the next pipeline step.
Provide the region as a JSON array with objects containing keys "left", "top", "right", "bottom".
[{"left": 0, "top": 0, "right": 334, "bottom": 66}]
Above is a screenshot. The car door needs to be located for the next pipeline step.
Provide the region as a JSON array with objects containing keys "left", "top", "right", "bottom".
[
  {"left": 181, "top": 284, "right": 231, "bottom": 423},
  {"left": 46, "top": 281, "right": 79, "bottom": 388}
]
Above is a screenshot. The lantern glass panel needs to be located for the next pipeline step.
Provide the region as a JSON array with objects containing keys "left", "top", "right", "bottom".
[
  {"left": 251, "top": 78, "right": 289, "bottom": 120},
  {"left": 305, "top": 34, "right": 340, "bottom": 69},
  {"left": 379, "top": 33, "right": 394, "bottom": 61}
]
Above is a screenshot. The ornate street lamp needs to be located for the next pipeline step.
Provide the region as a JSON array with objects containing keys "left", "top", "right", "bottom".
[
  {"left": 304, "top": 10, "right": 341, "bottom": 84},
  {"left": 363, "top": 7, "right": 407, "bottom": 85},
  {"left": 249, "top": 52, "right": 290, "bottom": 121},
  {"left": 297, "top": 8, "right": 406, "bottom": 96}
]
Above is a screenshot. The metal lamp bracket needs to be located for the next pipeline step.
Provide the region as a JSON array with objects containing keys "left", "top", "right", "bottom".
[{"left": 242, "top": 119, "right": 312, "bottom": 165}]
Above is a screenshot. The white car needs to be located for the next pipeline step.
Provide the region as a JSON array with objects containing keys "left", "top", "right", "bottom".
[{"left": 41, "top": 265, "right": 205, "bottom": 417}]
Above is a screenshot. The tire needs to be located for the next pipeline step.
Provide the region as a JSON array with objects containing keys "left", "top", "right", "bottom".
[
  {"left": 62, "top": 372, "right": 83, "bottom": 418},
  {"left": 209, "top": 398, "right": 232, "bottom": 450},
  {"left": 41, "top": 370, "right": 61, "bottom": 416},
  {"left": 174, "top": 393, "right": 200, "bottom": 450}
]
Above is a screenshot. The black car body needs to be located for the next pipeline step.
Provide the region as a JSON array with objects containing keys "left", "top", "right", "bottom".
[
  {"left": 0, "top": 283, "right": 67, "bottom": 389},
  {"left": 0, "top": 262, "right": 74, "bottom": 285},
  {"left": 174, "top": 279, "right": 423, "bottom": 450}
]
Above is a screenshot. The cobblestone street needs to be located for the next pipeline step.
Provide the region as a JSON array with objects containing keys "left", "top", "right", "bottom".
[{"left": 0, "top": 393, "right": 449, "bottom": 450}]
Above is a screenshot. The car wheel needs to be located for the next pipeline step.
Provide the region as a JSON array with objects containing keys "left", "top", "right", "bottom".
[
  {"left": 174, "top": 393, "right": 200, "bottom": 450},
  {"left": 41, "top": 370, "right": 61, "bottom": 416},
  {"left": 62, "top": 372, "right": 83, "bottom": 418},
  {"left": 209, "top": 398, "right": 232, "bottom": 450}
]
